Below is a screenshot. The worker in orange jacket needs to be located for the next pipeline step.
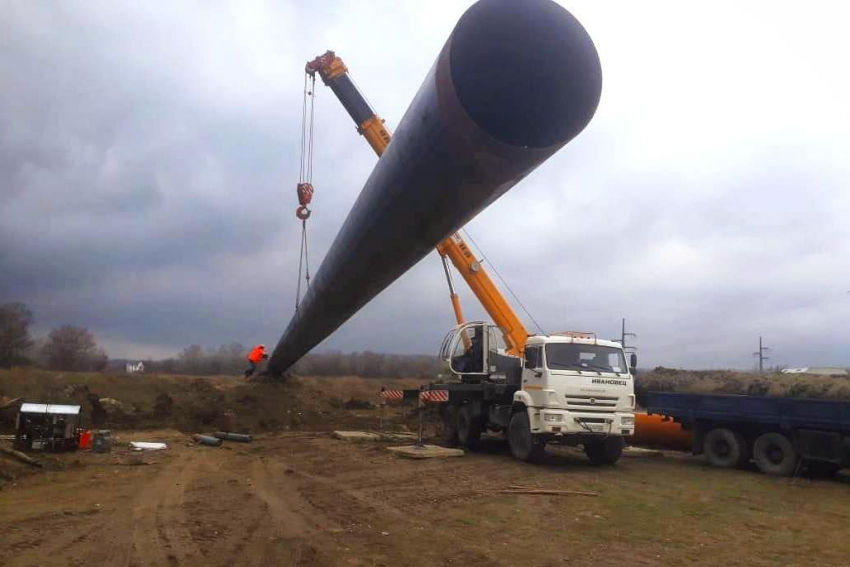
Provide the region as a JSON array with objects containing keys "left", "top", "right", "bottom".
[{"left": 244, "top": 344, "right": 269, "bottom": 378}]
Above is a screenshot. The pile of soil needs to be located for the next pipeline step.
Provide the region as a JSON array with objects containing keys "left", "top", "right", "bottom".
[
  {"left": 636, "top": 367, "right": 850, "bottom": 406},
  {"left": 0, "top": 369, "right": 405, "bottom": 435}
]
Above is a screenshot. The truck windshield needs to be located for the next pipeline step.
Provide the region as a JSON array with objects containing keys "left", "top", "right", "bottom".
[{"left": 545, "top": 344, "right": 628, "bottom": 375}]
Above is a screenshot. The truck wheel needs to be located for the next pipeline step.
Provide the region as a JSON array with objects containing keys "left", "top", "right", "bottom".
[
  {"left": 457, "top": 405, "right": 481, "bottom": 449},
  {"left": 508, "top": 411, "right": 545, "bottom": 463},
  {"left": 441, "top": 405, "right": 459, "bottom": 447},
  {"left": 584, "top": 437, "right": 624, "bottom": 466},
  {"left": 703, "top": 428, "right": 750, "bottom": 468},
  {"left": 753, "top": 432, "right": 798, "bottom": 476}
]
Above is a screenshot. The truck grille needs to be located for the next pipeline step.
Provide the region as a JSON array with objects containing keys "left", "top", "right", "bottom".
[{"left": 565, "top": 395, "right": 618, "bottom": 410}]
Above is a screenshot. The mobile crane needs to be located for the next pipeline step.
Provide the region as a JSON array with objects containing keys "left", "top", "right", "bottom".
[{"left": 306, "top": 51, "right": 635, "bottom": 465}]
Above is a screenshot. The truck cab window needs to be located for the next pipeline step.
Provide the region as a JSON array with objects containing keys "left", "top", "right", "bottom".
[{"left": 524, "top": 347, "right": 540, "bottom": 369}]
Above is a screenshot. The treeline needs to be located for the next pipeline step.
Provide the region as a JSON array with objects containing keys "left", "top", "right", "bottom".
[
  {"left": 138, "top": 344, "right": 249, "bottom": 376},
  {"left": 2, "top": 302, "right": 441, "bottom": 378},
  {"left": 293, "top": 350, "right": 441, "bottom": 379},
  {"left": 0, "top": 302, "right": 108, "bottom": 371},
  {"left": 140, "top": 346, "right": 442, "bottom": 379}
]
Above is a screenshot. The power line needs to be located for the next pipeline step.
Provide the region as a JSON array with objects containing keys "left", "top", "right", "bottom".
[
  {"left": 752, "top": 336, "right": 770, "bottom": 373},
  {"left": 620, "top": 318, "right": 637, "bottom": 352}
]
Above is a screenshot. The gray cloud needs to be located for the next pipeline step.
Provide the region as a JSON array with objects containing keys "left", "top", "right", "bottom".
[{"left": 1, "top": 1, "right": 849, "bottom": 369}]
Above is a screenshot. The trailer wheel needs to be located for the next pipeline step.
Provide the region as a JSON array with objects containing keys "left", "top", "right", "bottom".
[
  {"left": 703, "top": 428, "right": 750, "bottom": 468},
  {"left": 441, "top": 405, "right": 459, "bottom": 447},
  {"left": 457, "top": 405, "right": 481, "bottom": 449},
  {"left": 584, "top": 437, "right": 624, "bottom": 466},
  {"left": 753, "top": 432, "right": 798, "bottom": 476},
  {"left": 508, "top": 411, "right": 545, "bottom": 463}
]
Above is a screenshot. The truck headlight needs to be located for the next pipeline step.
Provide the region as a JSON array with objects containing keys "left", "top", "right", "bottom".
[
  {"left": 544, "top": 414, "right": 563, "bottom": 422},
  {"left": 621, "top": 416, "right": 634, "bottom": 426}
]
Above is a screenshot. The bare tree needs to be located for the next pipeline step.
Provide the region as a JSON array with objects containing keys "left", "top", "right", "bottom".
[
  {"left": 43, "top": 325, "right": 108, "bottom": 371},
  {"left": 0, "top": 302, "right": 33, "bottom": 367},
  {"left": 179, "top": 344, "right": 204, "bottom": 374}
]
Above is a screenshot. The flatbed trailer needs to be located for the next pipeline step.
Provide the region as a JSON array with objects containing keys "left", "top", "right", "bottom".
[{"left": 645, "top": 391, "right": 850, "bottom": 476}]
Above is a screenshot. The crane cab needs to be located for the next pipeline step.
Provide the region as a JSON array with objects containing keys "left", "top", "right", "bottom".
[{"left": 439, "top": 321, "right": 522, "bottom": 384}]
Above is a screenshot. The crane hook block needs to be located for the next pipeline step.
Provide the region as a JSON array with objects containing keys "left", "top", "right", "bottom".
[
  {"left": 297, "top": 182, "right": 314, "bottom": 207},
  {"left": 296, "top": 205, "right": 311, "bottom": 220}
]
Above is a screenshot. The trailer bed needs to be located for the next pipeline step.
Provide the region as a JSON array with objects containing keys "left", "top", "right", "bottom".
[{"left": 645, "top": 392, "right": 850, "bottom": 433}]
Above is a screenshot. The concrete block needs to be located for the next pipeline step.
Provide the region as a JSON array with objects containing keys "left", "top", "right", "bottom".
[
  {"left": 332, "top": 431, "right": 419, "bottom": 442},
  {"left": 332, "top": 431, "right": 383, "bottom": 441},
  {"left": 387, "top": 445, "right": 465, "bottom": 459}
]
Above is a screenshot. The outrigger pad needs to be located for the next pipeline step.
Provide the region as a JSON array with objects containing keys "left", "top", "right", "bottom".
[{"left": 387, "top": 445, "right": 465, "bottom": 459}]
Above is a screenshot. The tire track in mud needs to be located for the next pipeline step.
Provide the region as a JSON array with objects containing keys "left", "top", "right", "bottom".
[
  {"left": 226, "top": 455, "right": 336, "bottom": 566},
  {"left": 114, "top": 450, "right": 202, "bottom": 566},
  {"left": 276, "top": 438, "right": 503, "bottom": 566},
  {"left": 176, "top": 450, "right": 271, "bottom": 566},
  {"left": 1, "top": 507, "right": 104, "bottom": 566}
]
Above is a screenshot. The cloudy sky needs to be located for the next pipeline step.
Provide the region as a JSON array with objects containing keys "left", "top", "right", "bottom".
[{"left": 2, "top": 1, "right": 848, "bottom": 369}]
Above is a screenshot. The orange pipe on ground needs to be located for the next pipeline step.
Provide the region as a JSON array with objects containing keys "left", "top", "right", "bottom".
[{"left": 631, "top": 413, "right": 693, "bottom": 451}]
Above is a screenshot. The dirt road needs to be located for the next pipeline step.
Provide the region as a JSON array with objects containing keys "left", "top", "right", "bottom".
[{"left": 2, "top": 431, "right": 850, "bottom": 566}]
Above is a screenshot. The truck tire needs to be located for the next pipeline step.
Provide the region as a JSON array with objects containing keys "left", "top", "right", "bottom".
[
  {"left": 703, "top": 428, "right": 750, "bottom": 468},
  {"left": 457, "top": 405, "right": 481, "bottom": 449},
  {"left": 584, "top": 437, "right": 624, "bottom": 466},
  {"left": 508, "top": 411, "right": 545, "bottom": 463},
  {"left": 753, "top": 432, "right": 798, "bottom": 476},
  {"left": 441, "top": 405, "right": 459, "bottom": 447}
]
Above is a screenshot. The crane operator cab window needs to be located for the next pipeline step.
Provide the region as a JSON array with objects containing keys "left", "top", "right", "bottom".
[{"left": 449, "top": 324, "right": 487, "bottom": 375}]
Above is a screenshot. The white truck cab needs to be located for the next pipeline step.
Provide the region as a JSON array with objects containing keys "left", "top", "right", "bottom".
[
  {"left": 437, "top": 322, "right": 636, "bottom": 464},
  {"left": 518, "top": 332, "right": 636, "bottom": 438}
]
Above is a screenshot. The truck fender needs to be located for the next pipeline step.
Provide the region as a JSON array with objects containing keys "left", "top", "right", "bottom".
[
  {"left": 513, "top": 391, "right": 534, "bottom": 412},
  {"left": 512, "top": 392, "right": 541, "bottom": 431}
]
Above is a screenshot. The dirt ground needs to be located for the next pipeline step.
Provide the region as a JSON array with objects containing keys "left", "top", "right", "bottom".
[
  {"left": 2, "top": 370, "right": 850, "bottom": 566},
  {"left": 2, "top": 429, "right": 850, "bottom": 567}
]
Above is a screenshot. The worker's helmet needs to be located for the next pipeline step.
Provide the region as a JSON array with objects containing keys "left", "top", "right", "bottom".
[{"left": 259, "top": 344, "right": 266, "bottom": 349}]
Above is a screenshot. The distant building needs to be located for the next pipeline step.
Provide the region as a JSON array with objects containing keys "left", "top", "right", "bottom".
[
  {"left": 781, "top": 367, "right": 848, "bottom": 376},
  {"left": 126, "top": 361, "right": 145, "bottom": 373}
]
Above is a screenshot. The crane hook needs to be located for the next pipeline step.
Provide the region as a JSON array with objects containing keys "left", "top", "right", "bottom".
[{"left": 296, "top": 182, "right": 314, "bottom": 219}]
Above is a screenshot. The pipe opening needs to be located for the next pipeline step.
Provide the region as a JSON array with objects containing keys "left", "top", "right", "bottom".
[{"left": 450, "top": 0, "right": 602, "bottom": 149}]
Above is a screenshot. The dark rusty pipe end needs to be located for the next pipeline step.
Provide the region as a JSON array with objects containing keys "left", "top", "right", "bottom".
[{"left": 449, "top": 0, "right": 601, "bottom": 149}]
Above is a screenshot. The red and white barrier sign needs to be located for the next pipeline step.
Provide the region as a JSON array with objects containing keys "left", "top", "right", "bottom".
[
  {"left": 380, "top": 389, "right": 403, "bottom": 401},
  {"left": 419, "top": 390, "right": 449, "bottom": 403},
  {"left": 378, "top": 389, "right": 449, "bottom": 403}
]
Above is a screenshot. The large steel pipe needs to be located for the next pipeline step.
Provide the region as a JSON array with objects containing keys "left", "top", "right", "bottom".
[{"left": 268, "top": 0, "right": 602, "bottom": 375}]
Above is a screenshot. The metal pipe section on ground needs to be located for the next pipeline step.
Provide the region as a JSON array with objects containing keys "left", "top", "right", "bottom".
[
  {"left": 268, "top": 0, "right": 603, "bottom": 375},
  {"left": 193, "top": 434, "right": 223, "bottom": 447},
  {"left": 632, "top": 414, "right": 694, "bottom": 452},
  {"left": 214, "top": 432, "right": 253, "bottom": 443}
]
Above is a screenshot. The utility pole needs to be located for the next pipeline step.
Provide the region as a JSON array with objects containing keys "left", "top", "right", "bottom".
[
  {"left": 621, "top": 318, "right": 637, "bottom": 351},
  {"left": 752, "top": 336, "right": 770, "bottom": 373}
]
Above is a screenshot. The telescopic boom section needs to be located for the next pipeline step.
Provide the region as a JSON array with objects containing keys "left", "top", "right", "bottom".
[
  {"left": 305, "top": 52, "right": 392, "bottom": 156},
  {"left": 306, "top": 51, "right": 530, "bottom": 354}
]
